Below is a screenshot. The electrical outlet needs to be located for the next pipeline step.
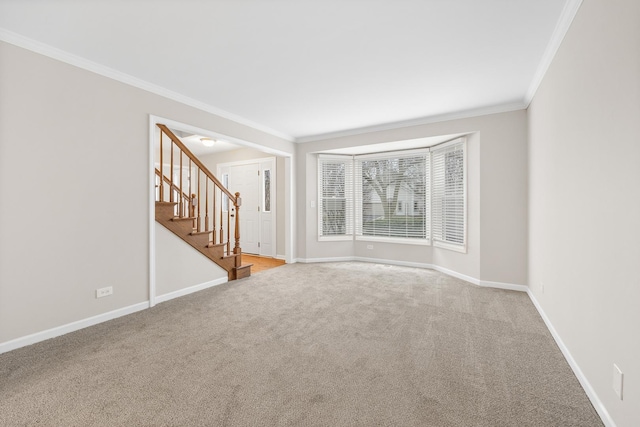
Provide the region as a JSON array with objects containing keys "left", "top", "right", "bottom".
[
  {"left": 367, "top": 244, "right": 374, "bottom": 250},
  {"left": 96, "top": 286, "right": 113, "bottom": 298},
  {"left": 613, "top": 364, "right": 624, "bottom": 400}
]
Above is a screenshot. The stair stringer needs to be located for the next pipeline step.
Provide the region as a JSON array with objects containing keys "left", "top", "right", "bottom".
[{"left": 155, "top": 202, "right": 249, "bottom": 280}]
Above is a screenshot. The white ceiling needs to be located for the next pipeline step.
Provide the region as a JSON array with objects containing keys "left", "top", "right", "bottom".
[
  {"left": 0, "top": 0, "right": 575, "bottom": 142},
  {"left": 171, "top": 130, "right": 241, "bottom": 157}
]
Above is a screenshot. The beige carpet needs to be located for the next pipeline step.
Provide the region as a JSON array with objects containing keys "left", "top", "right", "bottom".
[{"left": 0, "top": 262, "right": 602, "bottom": 426}]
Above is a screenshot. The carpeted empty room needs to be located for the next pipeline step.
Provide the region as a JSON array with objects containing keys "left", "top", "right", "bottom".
[{"left": 0, "top": 262, "right": 602, "bottom": 426}]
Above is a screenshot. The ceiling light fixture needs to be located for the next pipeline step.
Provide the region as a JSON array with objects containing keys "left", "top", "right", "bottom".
[{"left": 200, "top": 137, "right": 216, "bottom": 147}]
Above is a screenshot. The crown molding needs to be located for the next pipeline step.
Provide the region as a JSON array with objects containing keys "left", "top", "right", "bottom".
[
  {"left": 524, "top": 0, "right": 583, "bottom": 105},
  {"left": 0, "top": 28, "right": 295, "bottom": 142},
  {"left": 295, "top": 101, "right": 527, "bottom": 143},
  {"left": 2, "top": 0, "right": 582, "bottom": 147}
]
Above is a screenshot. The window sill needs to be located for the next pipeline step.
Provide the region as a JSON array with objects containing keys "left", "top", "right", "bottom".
[
  {"left": 318, "top": 235, "right": 354, "bottom": 242},
  {"left": 433, "top": 240, "right": 467, "bottom": 253}
]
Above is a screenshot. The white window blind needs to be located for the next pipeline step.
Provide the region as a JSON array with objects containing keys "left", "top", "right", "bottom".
[
  {"left": 355, "top": 150, "right": 430, "bottom": 241},
  {"left": 318, "top": 155, "right": 353, "bottom": 237},
  {"left": 317, "top": 138, "right": 465, "bottom": 250},
  {"left": 431, "top": 140, "right": 466, "bottom": 249}
]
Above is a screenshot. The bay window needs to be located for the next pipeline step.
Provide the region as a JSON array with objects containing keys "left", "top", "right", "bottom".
[{"left": 318, "top": 138, "right": 466, "bottom": 252}]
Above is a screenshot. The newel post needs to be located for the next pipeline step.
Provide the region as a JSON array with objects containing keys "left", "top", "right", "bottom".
[{"left": 234, "top": 192, "right": 242, "bottom": 266}]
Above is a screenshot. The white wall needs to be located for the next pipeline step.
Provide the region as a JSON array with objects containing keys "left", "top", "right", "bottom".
[
  {"left": 528, "top": 0, "right": 640, "bottom": 425},
  {"left": 295, "top": 110, "right": 528, "bottom": 286},
  {"left": 0, "top": 41, "right": 294, "bottom": 346},
  {"left": 155, "top": 224, "right": 227, "bottom": 297}
]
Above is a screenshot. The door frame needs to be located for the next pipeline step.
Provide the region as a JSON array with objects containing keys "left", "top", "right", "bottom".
[
  {"left": 149, "top": 115, "right": 293, "bottom": 308},
  {"left": 217, "top": 157, "right": 277, "bottom": 257}
]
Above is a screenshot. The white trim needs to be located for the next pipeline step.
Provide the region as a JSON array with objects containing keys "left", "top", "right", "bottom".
[
  {"left": 150, "top": 115, "right": 291, "bottom": 158},
  {"left": 0, "top": 302, "right": 149, "bottom": 355},
  {"left": 155, "top": 278, "right": 228, "bottom": 304},
  {"left": 524, "top": 0, "right": 584, "bottom": 105},
  {"left": 433, "top": 137, "right": 465, "bottom": 151},
  {"left": 216, "top": 157, "right": 274, "bottom": 168},
  {"left": 479, "top": 280, "right": 528, "bottom": 293},
  {"left": 296, "top": 257, "right": 528, "bottom": 293},
  {"left": 353, "top": 256, "right": 432, "bottom": 270},
  {"left": 262, "top": 160, "right": 277, "bottom": 257},
  {"left": 149, "top": 118, "right": 157, "bottom": 308},
  {"left": 355, "top": 147, "right": 430, "bottom": 160},
  {"left": 295, "top": 257, "right": 355, "bottom": 264},
  {"left": 431, "top": 138, "right": 467, "bottom": 252},
  {"left": 284, "top": 157, "right": 294, "bottom": 264},
  {"left": 296, "top": 102, "right": 526, "bottom": 143},
  {"left": 3, "top": 21, "right": 585, "bottom": 146},
  {"left": 275, "top": 254, "right": 287, "bottom": 261},
  {"left": 318, "top": 235, "right": 354, "bottom": 242},
  {"left": 433, "top": 240, "right": 467, "bottom": 253},
  {"left": 0, "top": 29, "right": 293, "bottom": 142},
  {"left": 526, "top": 290, "right": 615, "bottom": 427},
  {"left": 428, "top": 264, "right": 480, "bottom": 286}
]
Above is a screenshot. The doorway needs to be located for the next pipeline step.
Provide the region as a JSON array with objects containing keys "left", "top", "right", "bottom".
[{"left": 218, "top": 158, "right": 276, "bottom": 257}]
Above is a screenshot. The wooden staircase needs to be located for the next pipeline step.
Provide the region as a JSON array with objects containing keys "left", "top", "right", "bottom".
[
  {"left": 154, "top": 124, "right": 251, "bottom": 281},
  {"left": 155, "top": 201, "right": 251, "bottom": 280}
]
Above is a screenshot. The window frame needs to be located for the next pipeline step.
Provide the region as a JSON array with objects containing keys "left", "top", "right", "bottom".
[
  {"left": 316, "top": 138, "right": 467, "bottom": 252},
  {"left": 354, "top": 148, "right": 431, "bottom": 245},
  {"left": 263, "top": 168, "right": 272, "bottom": 213},
  {"left": 317, "top": 154, "right": 354, "bottom": 241},
  {"left": 431, "top": 138, "right": 467, "bottom": 253}
]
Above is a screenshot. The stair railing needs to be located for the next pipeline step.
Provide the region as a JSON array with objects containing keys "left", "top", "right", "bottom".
[
  {"left": 155, "top": 169, "right": 192, "bottom": 217},
  {"left": 155, "top": 124, "right": 242, "bottom": 264}
]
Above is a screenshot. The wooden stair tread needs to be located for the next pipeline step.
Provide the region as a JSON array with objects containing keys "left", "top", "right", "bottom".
[
  {"left": 191, "top": 230, "right": 213, "bottom": 236},
  {"left": 171, "top": 216, "right": 196, "bottom": 222},
  {"left": 156, "top": 211, "right": 252, "bottom": 280},
  {"left": 207, "top": 242, "right": 227, "bottom": 248}
]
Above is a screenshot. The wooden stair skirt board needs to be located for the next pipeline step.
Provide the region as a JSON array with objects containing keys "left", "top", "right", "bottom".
[{"left": 155, "top": 201, "right": 251, "bottom": 281}]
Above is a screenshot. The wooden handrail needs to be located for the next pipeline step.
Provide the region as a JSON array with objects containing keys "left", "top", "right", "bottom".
[
  {"left": 156, "top": 124, "right": 236, "bottom": 202},
  {"left": 155, "top": 123, "right": 242, "bottom": 266}
]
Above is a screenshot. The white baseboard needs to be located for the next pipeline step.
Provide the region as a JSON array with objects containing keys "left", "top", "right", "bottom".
[
  {"left": 353, "top": 256, "right": 433, "bottom": 270},
  {"left": 298, "top": 257, "right": 526, "bottom": 293},
  {"left": 0, "top": 261, "right": 524, "bottom": 358},
  {"left": 275, "top": 254, "right": 287, "bottom": 261},
  {"left": 428, "top": 264, "right": 480, "bottom": 286},
  {"left": 296, "top": 256, "right": 355, "bottom": 263},
  {"left": 155, "top": 277, "right": 228, "bottom": 304},
  {"left": 479, "top": 280, "right": 528, "bottom": 292},
  {"left": 0, "top": 301, "right": 149, "bottom": 355},
  {"left": 526, "top": 291, "right": 615, "bottom": 427}
]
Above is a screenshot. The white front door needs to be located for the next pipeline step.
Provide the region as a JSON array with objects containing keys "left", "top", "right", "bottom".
[
  {"left": 228, "top": 163, "right": 260, "bottom": 254},
  {"left": 220, "top": 158, "right": 276, "bottom": 257}
]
